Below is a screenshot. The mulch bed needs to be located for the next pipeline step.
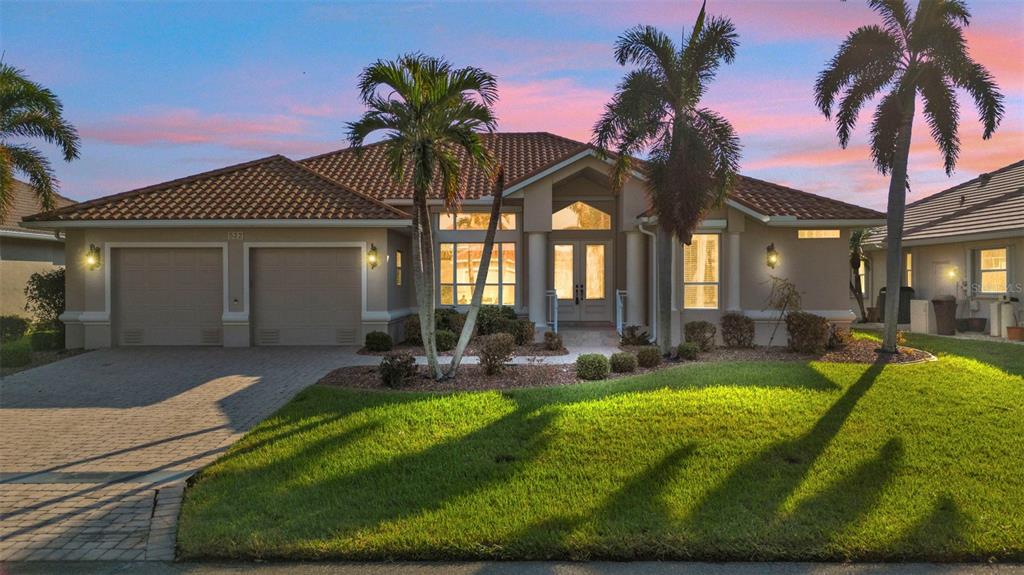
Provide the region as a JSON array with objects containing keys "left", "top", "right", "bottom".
[
  {"left": 321, "top": 340, "right": 933, "bottom": 392},
  {"left": 357, "top": 342, "right": 568, "bottom": 357}
]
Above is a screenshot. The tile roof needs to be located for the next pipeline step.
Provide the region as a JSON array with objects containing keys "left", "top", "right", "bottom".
[
  {"left": 1, "top": 180, "right": 75, "bottom": 235},
  {"left": 24, "top": 155, "right": 410, "bottom": 223},
  {"left": 729, "top": 175, "right": 884, "bottom": 220},
  {"left": 301, "top": 132, "right": 589, "bottom": 201},
  {"left": 866, "top": 159, "right": 1024, "bottom": 245}
]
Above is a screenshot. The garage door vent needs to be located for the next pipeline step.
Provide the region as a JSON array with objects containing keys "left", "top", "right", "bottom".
[
  {"left": 257, "top": 329, "right": 280, "bottom": 345},
  {"left": 200, "top": 328, "right": 222, "bottom": 345},
  {"left": 336, "top": 328, "right": 357, "bottom": 345},
  {"left": 121, "top": 329, "right": 144, "bottom": 345}
]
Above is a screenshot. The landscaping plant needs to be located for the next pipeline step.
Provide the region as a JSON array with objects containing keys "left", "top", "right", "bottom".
[
  {"left": 29, "top": 330, "right": 62, "bottom": 352},
  {"left": 576, "top": 353, "right": 610, "bottom": 381},
  {"left": 620, "top": 325, "right": 652, "bottom": 346},
  {"left": 684, "top": 320, "right": 716, "bottom": 352},
  {"left": 610, "top": 351, "right": 638, "bottom": 373},
  {"left": 378, "top": 352, "right": 416, "bottom": 388},
  {"left": 676, "top": 342, "right": 700, "bottom": 361},
  {"left": 0, "top": 63, "right": 81, "bottom": 218},
  {"left": 0, "top": 338, "right": 32, "bottom": 368},
  {"left": 477, "top": 333, "right": 515, "bottom": 375},
  {"left": 786, "top": 311, "right": 831, "bottom": 354},
  {"left": 435, "top": 329, "right": 457, "bottom": 352},
  {"left": 364, "top": 331, "right": 393, "bottom": 352},
  {"left": 347, "top": 54, "right": 500, "bottom": 379},
  {"left": 543, "top": 331, "right": 563, "bottom": 352},
  {"left": 0, "top": 315, "right": 30, "bottom": 343},
  {"left": 24, "top": 268, "right": 65, "bottom": 332},
  {"left": 720, "top": 312, "right": 754, "bottom": 348},
  {"left": 816, "top": 0, "right": 1004, "bottom": 352},
  {"left": 636, "top": 345, "right": 662, "bottom": 368},
  {"left": 594, "top": 5, "right": 741, "bottom": 353}
]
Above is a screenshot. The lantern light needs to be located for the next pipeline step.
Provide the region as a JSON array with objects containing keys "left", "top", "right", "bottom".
[
  {"left": 766, "top": 243, "right": 779, "bottom": 269},
  {"left": 85, "top": 244, "right": 102, "bottom": 270},
  {"left": 367, "top": 243, "right": 379, "bottom": 269}
]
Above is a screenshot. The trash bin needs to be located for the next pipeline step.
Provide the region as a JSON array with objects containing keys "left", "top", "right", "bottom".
[
  {"left": 932, "top": 296, "right": 957, "bottom": 335},
  {"left": 878, "top": 286, "right": 916, "bottom": 324}
]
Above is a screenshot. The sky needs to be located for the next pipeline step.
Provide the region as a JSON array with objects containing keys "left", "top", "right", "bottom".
[{"left": 2, "top": 0, "right": 1022, "bottom": 211}]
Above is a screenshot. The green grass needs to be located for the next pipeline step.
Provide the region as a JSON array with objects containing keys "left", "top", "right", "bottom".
[{"left": 178, "top": 332, "right": 1024, "bottom": 561}]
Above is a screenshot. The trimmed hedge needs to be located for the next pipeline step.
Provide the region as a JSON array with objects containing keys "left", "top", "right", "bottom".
[
  {"left": 477, "top": 305, "right": 517, "bottom": 336},
  {"left": 684, "top": 321, "right": 717, "bottom": 351},
  {"left": 620, "top": 325, "right": 651, "bottom": 346},
  {"left": 720, "top": 312, "right": 755, "bottom": 348},
  {"left": 610, "top": 351, "right": 638, "bottom": 373},
  {"left": 365, "top": 331, "right": 394, "bottom": 352},
  {"left": 478, "top": 333, "right": 515, "bottom": 375},
  {"left": 785, "top": 311, "right": 831, "bottom": 353},
  {"left": 30, "top": 331, "right": 63, "bottom": 352},
  {"left": 379, "top": 352, "right": 416, "bottom": 388},
  {"left": 1, "top": 339, "right": 32, "bottom": 368},
  {"left": 435, "top": 329, "right": 457, "bottom": 352},
  {"left": 403, "top": 315, "right": 423, "bottom": 345},
  {"left": 576, "top": 353, "right": 610, "bottom": 381},
  {"left": 676, "top": 342, "right": 700, "bottom": 361},
  {"left": 543, "top": 331, "right": 563, "bottom": 351},
  {"left": 1, "top": 316, "right": 30, "bottom": 343},
  {"left": 636, "top": 346, "right": 662, "bottom": 368}
]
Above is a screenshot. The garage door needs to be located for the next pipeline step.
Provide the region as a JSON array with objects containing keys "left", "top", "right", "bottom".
[
  {"left": 251, "top": 247, "right": 361, "bottom": 345},
  {"left": 114, "top": 248, "right": 223, "bottom": 346}
]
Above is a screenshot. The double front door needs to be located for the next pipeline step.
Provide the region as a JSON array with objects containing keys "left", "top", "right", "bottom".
[{"left": 552, "top": 240, "right": 612, "bottom": 322}]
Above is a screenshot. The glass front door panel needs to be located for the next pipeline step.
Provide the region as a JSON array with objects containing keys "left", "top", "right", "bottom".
[
  {"left": 553, "top": 244, "right": 574, "bottom": 300},
  {"left": 585, "top": 244, "right": 605, "bottom": 300}
]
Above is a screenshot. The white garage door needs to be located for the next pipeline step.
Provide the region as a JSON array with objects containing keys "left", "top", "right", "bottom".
[
  {"left": 251, "top": 247, "right": 361, "bottom": 345},
  {"left": 114, "top": 248, "right": 224, "bottom": 346}
]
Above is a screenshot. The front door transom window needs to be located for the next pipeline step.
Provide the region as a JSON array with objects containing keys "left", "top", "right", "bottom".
[{"left": 552, "top": 201, "right": 611, "bottom": 230}]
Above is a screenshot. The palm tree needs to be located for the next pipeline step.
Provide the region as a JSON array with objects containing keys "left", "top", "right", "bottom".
[
  {"left": 347, "top": 54, "right": 498, "bottom": 379},
  {"left": 594, "top": 2, "right": 741, "bottom": 353},
  {"left": 0, "top": 63, "right": 80, "bottom": 219},
  {"left": 849, "top": 229, "right": 870, "bottom": 322},
  {"left": 815, "top": 0, "right": 1003, "bottom": 352}
]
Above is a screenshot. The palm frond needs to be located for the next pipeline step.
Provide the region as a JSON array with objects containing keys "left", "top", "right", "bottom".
[
  {"left": 4, "top": 144, "right": 57, "bottom": 211},
  {"left": 681, "top": 15, "right": 738, "bottom": 102},
  {"left": 815, "top": 25, "right": 903, "bottom": 118},
  {"left": 917, "top": 62, "right": 960, "bottom": 175},
  {"left": 868, "top": 0, "right": 912, "bottom": 40},
  {"left": 835, "top": 60, "right": 899, "bottom": 148},
  {"left": 868, "top": 88, "right": 906, "bottom": 175},
  {"left": 614, "top": 25, "right": 679, "bottom": 82}
]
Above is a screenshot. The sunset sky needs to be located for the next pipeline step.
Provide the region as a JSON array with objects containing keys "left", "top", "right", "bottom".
[{"left": 3, "top": 0, "right": 1022, "bottom": 210}]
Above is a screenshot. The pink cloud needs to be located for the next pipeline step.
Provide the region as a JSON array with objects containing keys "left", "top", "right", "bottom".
[
  {"left": 495, "top": 79, "right": 609, "bottom": 141},
  {"left": 80, "top": 108, "right": 337, "bottom": 155}
]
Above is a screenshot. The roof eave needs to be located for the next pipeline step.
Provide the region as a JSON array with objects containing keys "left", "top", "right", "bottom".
[{"left": 21, "top": 219, "right": 413, "bottom": 229}]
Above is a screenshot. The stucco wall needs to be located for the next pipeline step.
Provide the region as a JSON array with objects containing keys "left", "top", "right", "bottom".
[
  {"left": 60, "top": 226, "right": 406, "bottom": 348},
  {"left": 0, "top": 236, "right": 64, "bottom": 317}
]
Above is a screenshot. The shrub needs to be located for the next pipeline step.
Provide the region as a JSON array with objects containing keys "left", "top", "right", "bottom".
[
  {"left": 620, "top": 325, "right": 651, "bottom": 346},
  {"left": 403, "top": 314, "right": 422, "bottom": 345},
  {"left": 478, "top": 333, "right": 515, "bottom": 375},
  {"left": 29, "top": 331, "right": 62, "bottom": 352},
  {"left": 720, "top": 313, "right": 755, "bottom": 348},
  {"left": 610, "top": 351, "right": 638, "bottom": 373},
  {"left": 827, "top": 324, "right": 852, "bottom": 350},
  {"left": 636, "top": 345, "right": 662, "bottom": 368},
  {"left": 510, "top": 319, "right": 535, "bottom": 346},
  {"left": 676, "top": 342, "right": 700, "bottom": 361},
  {"left": 364, "top": 331, "right": 393, "bottom": 352},
  {"left": 24, "top": 268, "right": 64, "bottom": 331},
  {"left": 379, "top": 352, "right": 416, "bottom": 388},
  {"left": 896, "top": 330, "right": 908, "bottom": 347},
  {"left": 576, "top": 353, "right": 610, "bottom": 380},
  {"left": 684, "top": 321, "right": 717, "bottom": 351},
  {"left": 435, "top": 308, "right": 466, "bottom": 335},
  {"left": 543, "top": 331, "right": 564, "bottom": 351},
  {"left": 1, "top": 315, "right": 30, "bottom": 343},
  {"left": 477, "top": 305, "right": 517, "bottom": 335},
  {"left": 435, "top": 329, "right": 457, "bottom": 352},
  {"left": 1, "top": 339, "right": 32, "bottom": 368},
  {"left": 785, "top": 311, "right": 831, "bottom": 353}
]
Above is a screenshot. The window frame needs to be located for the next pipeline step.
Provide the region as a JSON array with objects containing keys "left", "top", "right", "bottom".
[
  {"left": 438, "top": 212, "right": 517, "bottom": 231},
  {"left": 437, "top": 241, "right": 517, "bottom": 307},
  {"left": 797, "top": 229, "right": 841, "bottom": 239},
  {"left": 904, "top": 251, "right": 912, "bottom": 288},
  {"left": 395, "top": 250, "right": 403, "bottom": 287},
  {"left": 682, "top": 233, "right": 721, "bottom": 310},
  {"left": 976, "top": 247, "right": 1009, "bottom": 295}
]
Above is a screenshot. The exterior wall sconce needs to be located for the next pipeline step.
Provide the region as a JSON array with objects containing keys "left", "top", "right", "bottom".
[
  {"left": 367, "top": 243, "right": 379, "bottom": 269},
  {"left": 766, "top": 243, "right": 779, "bottom": 269},
  {"left": 85, "top": 244, "right": 102, "bottom": 270}
]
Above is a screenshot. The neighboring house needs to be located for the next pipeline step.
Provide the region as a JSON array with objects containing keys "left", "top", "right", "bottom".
[
  {"left": 0, "top": 180, "right": 74, "bottom": 317},
  {"left": 864, "top": 160, "right": 1023, "bottom": 325},
  {"left": 22, "top": 132, "right": 884, "bottom": 349}
]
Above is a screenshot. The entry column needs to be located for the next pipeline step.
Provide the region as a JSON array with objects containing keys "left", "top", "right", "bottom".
[
  {"left": 625, "top": 230, "right": 646, "bottom": 327},
  {"left": 527, "top": 232, "right": 548, "bottom": 331}
]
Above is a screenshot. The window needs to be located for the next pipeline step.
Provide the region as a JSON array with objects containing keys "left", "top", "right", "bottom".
[
  {"left": 395, "top": 251, "right": 403, "bottom": 287},
  {"left": 904, "top": 252, "right": 912, "bottom": 287},
  {"left": 683, "top": 234, "right": 719, "bottom": 309},
  {"left": 438, "top": 212, "right": 516, "bottom": 231},
  {"left": 798, "top": 229, "right": 841, "bottom": 239},
  {"left": 439, "top": 242, "right": 516, "bottom": 305},
  {"left": 552, "top": 201, "right": 611, "bottom": 230},
  {"left": 978, "top": 248, "right": 1008, "bottom": 293}
]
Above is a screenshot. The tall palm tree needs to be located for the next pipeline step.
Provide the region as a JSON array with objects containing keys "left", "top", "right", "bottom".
[
  {"left": 815, "top": 0, "right": 1003, "bottom": 353},
  {"left": 0, "top": 63, "right": 80, "bottom": 218},
  {"left": 594, "top": 2, "right": 741, "bottom": 353},
  {"left": 347, "top": 54, "right": 498, "bottom": 379}
]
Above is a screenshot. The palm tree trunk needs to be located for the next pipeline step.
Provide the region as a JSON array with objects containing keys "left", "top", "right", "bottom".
[
  {"left": 445, "top": 169, "right": 505, "bottom": 378},
  {"left": 881, "top": 94, "right": 916, "bottom": 353},
  {"left": 851, "top": 275, "right": 868, "bottom": 322},
  {"left": 411, "top": 191, "right": 442, "bottom": 378},
  {"left": 656, "top": 225, "right": 674, "bottom": 354}
]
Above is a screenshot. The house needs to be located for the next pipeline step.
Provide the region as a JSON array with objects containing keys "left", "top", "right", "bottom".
[
  {"left": 22, "top": 132, "right": 885, "bottom": 349},
  {"left": 1, "top": 180, "right": 74, "bottom": 316},
  {"left": 864, "top": 159, "right": 1024, "bottom": 330}
]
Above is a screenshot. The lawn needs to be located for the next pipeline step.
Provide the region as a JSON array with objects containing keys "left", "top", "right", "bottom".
[{"left": 178, "top": 332, "right": 1024, "bottom": 561}]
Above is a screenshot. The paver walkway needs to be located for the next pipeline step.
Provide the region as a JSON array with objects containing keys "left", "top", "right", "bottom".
[{"left": 0, "top": 347, "right": 365, "bottom": 562}]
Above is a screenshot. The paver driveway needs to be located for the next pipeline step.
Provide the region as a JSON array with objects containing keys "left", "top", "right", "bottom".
[{"left": 0, "top": 347, "right": 372, "bottom": 562}]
